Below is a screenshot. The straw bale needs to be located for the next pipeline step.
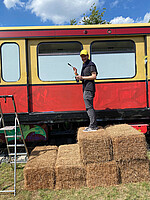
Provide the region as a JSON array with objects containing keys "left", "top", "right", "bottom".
[
  {"left": 28, "top": 145, "right": 57, "bottom": 161},
  {"left": 55, "top": 144, "right": 86, "bottom": 190},
  {"left": 106, "top": 124, "right": 147, "bottom": 161},
  {"left": 77, "top": 127, "right": 112, "bottom": 164},
  {"left": 86, "top": 161, "right": 119, "bottom": 188},
  {"left": 24, "top": 145, "right": 58, "bottom": 191},
  {"left": 106, "top": 124, "right": 144, "bottom": 137},
  {"left": 118, "top": 159, "right": 150, "bottom": 184}
]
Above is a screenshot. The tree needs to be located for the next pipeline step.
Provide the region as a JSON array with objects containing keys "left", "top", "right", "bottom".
[
  {"left": 70, "top": 3, "right": 109, "bottom": 25},
  {"left": 70, "top": 19, "right": 77, "bottom": 25}
]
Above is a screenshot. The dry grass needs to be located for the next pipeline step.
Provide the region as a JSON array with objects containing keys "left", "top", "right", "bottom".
[
  {"left": 0, "top": 162, "right": 150, "bottom": 200},
  {"left": 0, "top": 146, "right": 149, "bottom": 199},
  {"left": 55, "top": 144, "right": 86, "bottom": 189},
  {"left": 24, "top": 146, "right": 58, "bottom": 191},
  {"left": 106, "top": 124, "right": 147, "bottom": 161},
  {"left": 86, "top": 161, "right": 120, "bottom": 188},
  {"left": 77, "top": 127, "right": 112, "bottom": 164},
  {"left": 118, "top": 159, "right": 150, "bottom": 184},
  {"left": 23, "top": 124, "right": 150, "bottom": 191}
]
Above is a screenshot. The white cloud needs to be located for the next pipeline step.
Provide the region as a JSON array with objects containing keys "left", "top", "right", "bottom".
[
  {"left": 111, "top": 0, "right": 119, "bottom": 8},
  {"left": 136, "top": 12, "right": 150, "bottom": 23},
  {"left": 4, "top": 0, "right": 149, "bottom": 25},
  {"left": 3, "top": 0, "right": 25, "bottom": 9},
  {"left": 3, "top": 0, "right": 105, "bottom": 24},
  {"left": 110, "top": 12, "right": 150, "bottom": 24},
  {"left": 110, "top": 16, "right": 134, "bottom": 24},
  {"left": 26, "top": 0, "right": 100, "bottom": 24}
]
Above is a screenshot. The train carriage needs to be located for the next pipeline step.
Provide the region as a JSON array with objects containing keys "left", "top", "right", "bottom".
[{"left": 0, "top": 23, "right": 150, "bottom": 143}]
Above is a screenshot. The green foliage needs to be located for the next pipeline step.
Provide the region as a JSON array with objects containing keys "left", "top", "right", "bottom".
[
  {"left": 70, "top": 3, "right": 110, "bottom": 25},
  {"left": 81, "top": 3, "right": 109, "bottom": 25},
  {"left": 70, "top": 19, "right": 77, "bottom": 25}
]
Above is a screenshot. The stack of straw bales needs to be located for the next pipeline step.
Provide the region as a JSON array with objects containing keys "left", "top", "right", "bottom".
[
  {"left": 77, "top": 127, "right": 119, "bottom": 187},
  {"left": 24, "top": 124, "right": 150, "bottom": 190},
  {"left": 78, "top": 124, "right": 149, "bottom": 187},
  {"left": 24, "top": 146, "right": 58, "bottom": 191},
  {"left": 106, "top": 124, "right": 150, "bottom": 184},
  {"left": 55, "top": 144, "right": 86, "bottom": 189}
]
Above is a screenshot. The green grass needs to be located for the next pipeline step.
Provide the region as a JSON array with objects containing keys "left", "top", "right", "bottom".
[{"left": 0, "top": 153, "right": 149, "bottom": 200}]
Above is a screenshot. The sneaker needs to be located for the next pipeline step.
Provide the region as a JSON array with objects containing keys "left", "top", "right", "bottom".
[{"left": 83, "top": 127, "right": 98, "bottom": 132}]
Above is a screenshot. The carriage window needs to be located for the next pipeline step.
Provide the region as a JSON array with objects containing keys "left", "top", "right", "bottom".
[
  {"left": 91, "top": 40, "right": 136, "bottom": 79},
  {"left": 38, "top": 42, "right": 82, "bottom": 81},
  {"left": 1, "top": 43, "right": 20, "bottom": 82}
]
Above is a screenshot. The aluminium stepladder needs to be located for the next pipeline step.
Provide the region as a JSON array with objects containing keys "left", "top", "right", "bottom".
[{"left": 0, "top": 95, "right": 29, "bottom": 196}]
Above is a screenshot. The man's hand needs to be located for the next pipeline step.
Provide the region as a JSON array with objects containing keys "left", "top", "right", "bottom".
[
  {"left": 76, "top": 75, "right": 83, "bottom": 80},
  {"left": 73, "top": 67, "right": 77, "bottom": 75}
]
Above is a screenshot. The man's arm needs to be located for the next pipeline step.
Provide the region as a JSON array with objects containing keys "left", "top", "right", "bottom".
[{"left": 76, "top": 72, "right": 97, "bottom": 81}]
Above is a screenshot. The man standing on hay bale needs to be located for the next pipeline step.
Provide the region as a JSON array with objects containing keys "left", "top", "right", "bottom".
[{"left": 73, "top": 49, "right": 98, "bottom": 132}]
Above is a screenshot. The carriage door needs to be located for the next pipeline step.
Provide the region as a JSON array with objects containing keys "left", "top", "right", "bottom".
[{"left": 0, "top": 40, "right": 28, "bottom": 114}]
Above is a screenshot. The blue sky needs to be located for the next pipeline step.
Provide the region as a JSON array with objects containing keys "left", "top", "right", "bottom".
[{"left": 0, "top": 0, "right": 150, "bottom": 27}]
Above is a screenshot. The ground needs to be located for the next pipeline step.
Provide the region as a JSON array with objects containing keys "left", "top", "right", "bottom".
[{"left": 0, "top": 151, "right": 149, "bottom": 199}]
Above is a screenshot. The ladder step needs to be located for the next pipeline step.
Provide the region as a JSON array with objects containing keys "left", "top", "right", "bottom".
[
  {"left": 5, "top": 135, "right": 22, "bottom": 138},
  {"left": 9, "top": 153, "right": 27, "bottom": 156},
  {"left": 7, "top": 144, "right": 25, "bottom": 147},
  {"left": 0, "top": 190, "right": 15, "bottom": 193},
  {"left": 0, "top": 126, "right": 15, "bottom": 131}
]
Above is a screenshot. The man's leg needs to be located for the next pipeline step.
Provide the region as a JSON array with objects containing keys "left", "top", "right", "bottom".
[
  {"left": 83, "top": 90, "right": 97, "bottom": 129},
  {"left": 87, "top": 107, "right": 97, "bottom": 128}
]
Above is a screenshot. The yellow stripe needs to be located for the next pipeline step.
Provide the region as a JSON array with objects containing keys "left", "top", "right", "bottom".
[{"left": 0, "top": 23, "right": 150, "bottom": 31}]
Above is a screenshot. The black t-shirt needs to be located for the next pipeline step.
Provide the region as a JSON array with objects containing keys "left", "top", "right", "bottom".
[{"left": 81, "top": 59, "right": 98, "bottom": 92}]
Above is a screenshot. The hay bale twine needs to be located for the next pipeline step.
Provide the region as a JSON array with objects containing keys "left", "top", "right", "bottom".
[
  {"left": 118, "top": 159, "right": 150, "bottom": 184},
  {"left": 55, "top": 144, "right": 86, "bottom": 190},
  {"left": 24, "top": 145, "right": 58, "bottom": 191},
  {"left": 77, "top": 127, "right": 112, "bottom": 164},
  {"left": 106, "top": 124, "right": 147, "bottom": 161},
  {"left": 86, "top": 161, "right": 120, "bottom": 187}
]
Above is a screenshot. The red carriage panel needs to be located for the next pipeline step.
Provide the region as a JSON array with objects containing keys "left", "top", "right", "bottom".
[
  {"left": 29, "top": 81, "right": 147, "bottom": 113},
  {"left": 0, "top": 86, "right": 28, "bottom": 113},
  {"left": 29, "top": 84, "right": 85, "bottom": 112},
  {"left": 94, "top": 81, "right": 147, "bottom": 110}
]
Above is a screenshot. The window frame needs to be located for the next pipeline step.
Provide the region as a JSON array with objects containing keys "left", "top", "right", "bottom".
[
  {"left": 1, "top": 42, "right": 21, "bottom": 82},
  {"left": 37, "top": 41, "right": 83, "bottom": 82},
  {"left": 90, "top": 40, "right": 136, "bottom": 80}
]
